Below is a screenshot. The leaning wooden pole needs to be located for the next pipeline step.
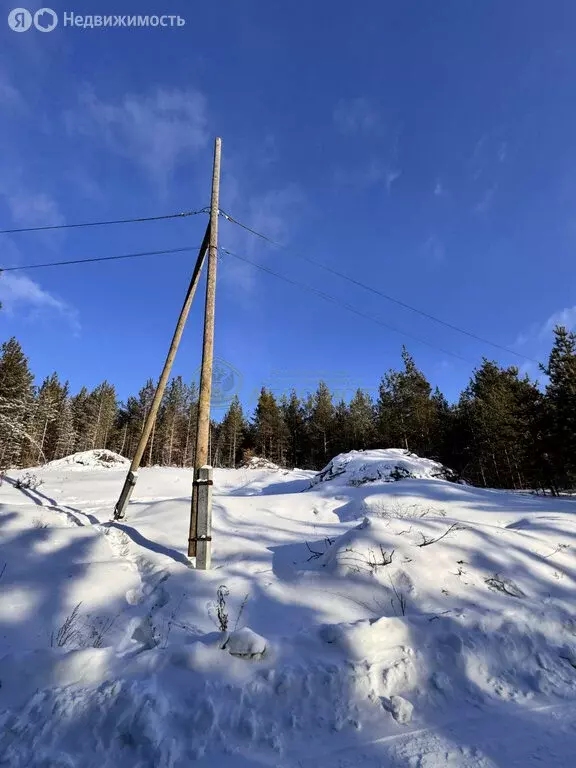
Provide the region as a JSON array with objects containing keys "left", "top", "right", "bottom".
[
  {"left": 188, "top": 137, "right": 222, "bottom": 564},
  {"left": 113, "top": 224, "right": 210, "bottom": 521}
]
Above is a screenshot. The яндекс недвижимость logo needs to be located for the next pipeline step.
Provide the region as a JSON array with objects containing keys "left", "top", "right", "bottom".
[
  {"left": 8, "top": 8, "right": 58, "bottom": 32},
  {"left": 7, "top": 10, "right": 185, "bottom": 30}
]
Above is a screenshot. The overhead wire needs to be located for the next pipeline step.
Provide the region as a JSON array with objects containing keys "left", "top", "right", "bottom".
[
  {"left": 0, "top": 207, "right": 209, "bottom": 235},
  {"left": 0, "top": 246, "right": 201, "bottom": 272},
  {"left": 220, "top": 210, "right": 538, "bottom": 365},
  {"left": 220, "top": 246, "right": 474, "bottom": 364}
]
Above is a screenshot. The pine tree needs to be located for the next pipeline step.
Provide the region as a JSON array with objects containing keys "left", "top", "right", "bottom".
[
  {"left": 157, "top": 376, "right": 188, "bottom": 466},
  {"left": 331, "top": 399, "right": 352, "bottom": 456},
  {"left": 541, "top": 325, "right": 576, "bottom": 491},
  {"left": 117, "top": 379, "right": 156, "bottom": 464},
  {"left": 70, "top": 386, "right": 92, "bottom": 453},
  {"left": 308, "top": 381, "right": 334, "bottom": 466},
  {"left": 220, "top": 395, "right": 246, "bottom": 467},
  {"left": 182, "top": 381, "right": 199, "bottom": 467},
  {"left": 89, "top": 381, "right": 117, "bottom": 449},
  {"left": 377, "top": 348, "right": 436, "bottom": 455},
  {"left": 455, "top": 359, "right": 541, "bottom": 489},
  {"left": 54, "top": 395, "right": 76, "bottom": 459},
  {"left": 348, "top": 388, "right": 376, "bottom": 448},
  {"left": 429, "top": 387, "right": 453, "bottom": 463},
  {"left": 0, "top": 338, "right": 34, "bottom": 468},
  {"left": 280, "top": 390, "right": 306, "bottom": 468},
  {"left": 253, "top": 388, "right": 287, "bottom": 464},
  {"left": 30, "top": 373, "right": 67, "bottom": 463}
]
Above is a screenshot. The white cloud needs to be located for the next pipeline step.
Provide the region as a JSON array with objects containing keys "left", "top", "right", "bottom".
[
  {"left": 65, "top": 87, "right": 208, "bottom": 187},
  {"left": 474, "top": 183, "right": 498, "bottom": 215},
  {"left": 434, "top": 179, "right": 445, "bottom": 197},
  {"left": 0, "top": 72, "right": 25, "bottom": 112},
  {"left": 385, "top": 168, "right": 401, "bottom": 193},
  {"left": 515, "top": 305, "right": 576, "bottom": 350},
  {"left": 422, "top": 235, "right": 445, "bottom": 264},
  {"left": 4, "top": 191, "right": 64, "bottom": 228},
  {"left": 334, "top": 162, "right": 401, "bottom": 194},
  {"left": 538, "top": 306, "right": 576, "bottom": 338},
  {"left": 0, "top": 272, "right": 79, "bottom": 333},
  {"left": 333, "top": 98, "right": 379, "bottom": 134},
  {"left": 219, "top": 181, "right": 303, "bottom": 296},
  {"left": 246, "top": 186, "right": 302, "bottom": 245}
]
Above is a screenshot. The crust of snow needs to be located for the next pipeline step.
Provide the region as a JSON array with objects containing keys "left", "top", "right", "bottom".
[
  {"left": 1, "top": 454, "right": 575, "bottom": 766},
  {"left": 241, "top": 456, "right": 282, "bottom": 471},
  {"left": 41, "top": 449, "right": 129, "bottom": 471},
  {"left": 309, "top": 448, "right": 457, "bottom": 488}
]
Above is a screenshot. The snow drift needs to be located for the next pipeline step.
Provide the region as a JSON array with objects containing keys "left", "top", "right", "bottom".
[
  {"left": 310, "top": 448, "right": 457, "bottom": 488},
  {"left": 43, "top": 449, "right": 129, "bottom": 471},
  {"left": 241, "top": 456, "right": 281, "bottom": 471},
  {"left": 1, "top": 454, "right": 575, "bottom": 766}
]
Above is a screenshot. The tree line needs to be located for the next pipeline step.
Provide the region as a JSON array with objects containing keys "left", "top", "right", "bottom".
[{"left": 1, "top": 326, "right": 575, "bottom": 493}]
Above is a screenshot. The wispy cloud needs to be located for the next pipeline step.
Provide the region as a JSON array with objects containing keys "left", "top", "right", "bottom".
[
  {"left": 4, "top": 190, "right": 64, "bottom": 228},
  {"left": 333, "top": 98, "right": 379, "bottom": 134},
  {"left": 333, "top": 159, "right": 386, "bottom": 189},
  {"left": 422, "top": 235, "right": 446, "bottom": 265},
  {"left": 0, "top": 272, "right": 79, "bottom": 333},
  {"left": 333, "top": 102, "right": 402, "bottom": 194},
  {"left": 385, "top": 168, "right": 401, "bottom": 193},
  {"left": 434, "top": 179, "right": 445, "bottom": 197},
  {"left": 469, "top": 131, "right": 508, "bottom": 214},
  {"left": 0, "top": 71, "right": 26, "bottom": 113},
  {"left": 515, "top": 305, "right": 576, "bottom": 352},
  {"left": 334, "top": 160, "right": 401, "bottom": 195},
  {"left": 474, "top": 183, "right": 498, "bottom": 215},
  {"left": 219, "top": 177, "right": 304, "bottom": 295},
  {"left": 538, "top": 305, "right": 576, "bottom": 338},
  {"left": 65, "top": 86, "right": 209, "bottom": 187}
]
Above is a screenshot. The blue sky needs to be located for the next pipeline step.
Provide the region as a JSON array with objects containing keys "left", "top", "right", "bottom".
[{"left": 1, "top": 0, "right": 576, "bottom": 413}]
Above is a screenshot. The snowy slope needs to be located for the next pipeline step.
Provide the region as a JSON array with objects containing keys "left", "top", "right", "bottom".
[
  {"left": 42, "top": 449, "right": 129, "bottom": 471},
  {"left": 0, "top": 452, "right": 575, "bottom": 766},
  {"left": 310, "top": 448, "right": 457, "bottom": 487}
]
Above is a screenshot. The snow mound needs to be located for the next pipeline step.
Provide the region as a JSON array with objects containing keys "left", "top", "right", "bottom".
[
  {"left": 310, "top": 448, "right": 456, "bottom": 487},
  {"left": 241, "top": 456, "right": 281, "bottom": 471},
  {"left": 223, "top": 627, "right": 268, "bottom": 659},
  {"left": 44, "top": 450, "right": 129, "bottom": 471}
]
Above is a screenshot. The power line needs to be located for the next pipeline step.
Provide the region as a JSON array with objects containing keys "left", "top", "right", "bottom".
[
  {"left": 220, "top": 210, "right": 538, "bottom": 365},
  {"left": 220, "top": 247, "right": 474, "bottom": 364},
  {"left": 0, "top": 246, "right": 200, "bottom": 272},
  {"left": 0, "top": 208, "right": 209, "bottom": 235},
  {"left": 220, "top": 210, "right": 277, "bottom": 244}
]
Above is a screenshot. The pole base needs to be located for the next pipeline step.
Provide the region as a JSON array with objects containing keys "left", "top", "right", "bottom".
[{"left": 113, "top": 470, "right": 138, "bottom": 520}]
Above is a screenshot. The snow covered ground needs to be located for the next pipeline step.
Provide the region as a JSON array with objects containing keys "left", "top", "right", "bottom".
[{"left": 0, "top": 449, "right": 575, "bottom": 766}]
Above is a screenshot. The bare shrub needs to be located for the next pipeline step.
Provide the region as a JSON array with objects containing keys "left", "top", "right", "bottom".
[
  {"left": 87, "top": 615, "right": 116, "bottom": 648},
  {"left": 389, "top": 575, "right": 408, "bottom": 616},
  {"left": 51, "top": 603, "right": 83, "bottom": 648},
  {"left": 208, "top": 585, "right": 249, "bottom": 633},
  {"left": 15, "top": 472, "right": 43, "bottom": 491},
  {"left": 209, "top": 585, "right": 230, "bottom": 632},
  {"left": 362, "top": 499, "right": 446, "bottom": 520},
  {"left": 332, "top": 545, "right": 395, "bottom": 576},
  {"left": 417, "top": 523, "right": 463, "bottom": 547},
  {"left": 305, "top": 537, "right": 334, "bottom": 561}
]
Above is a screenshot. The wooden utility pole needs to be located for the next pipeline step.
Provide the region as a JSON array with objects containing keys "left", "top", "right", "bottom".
[
  {"left": 113, "top": 224, "right": 210, "bottom": 521},
  {"left": 188, "top": 137, "right": 222, "bottom": 564}
]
